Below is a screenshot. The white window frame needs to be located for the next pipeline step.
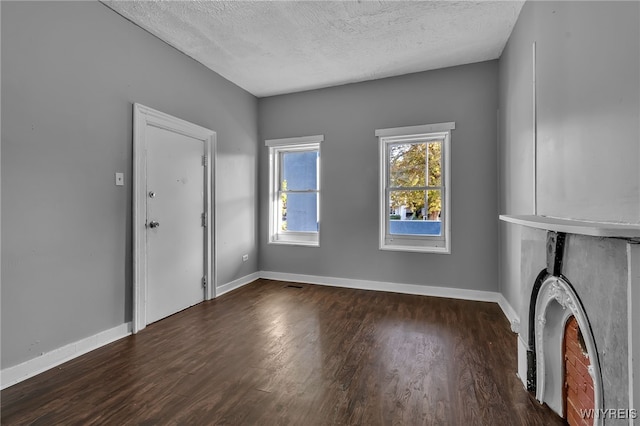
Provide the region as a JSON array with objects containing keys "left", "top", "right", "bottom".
[
  {"left": 376, "top": 122, "right": 454, "bottom": 254},
  {"left": 266, "top": 135, "right": 323, "bottom": 247}
]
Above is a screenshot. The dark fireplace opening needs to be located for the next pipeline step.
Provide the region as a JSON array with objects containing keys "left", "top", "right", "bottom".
[{"left": 563, "top": 315, "right": 595, "bottom": 426}]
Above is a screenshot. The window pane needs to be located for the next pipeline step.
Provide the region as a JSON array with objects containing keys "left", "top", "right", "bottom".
[
  {"left": 282, "top": 151, "right": 317, "bottom": 191},
  {"left": 281, "top": 192, "right": 318, "bottom": 232},
  {"left": 388, "top": 189, "right": 441, "bottom": 236},
  {"left": 389, "top": 143, "right": 426, "bottom": 187},
  {"left": 426, "top": 189, "right": 442, "bottom": 221},
  {"left": 427, "top": 141, "right": 442, "bottom": 186},
  {"left": 389, "top": 189, "right": 425, "bottom": 220}
]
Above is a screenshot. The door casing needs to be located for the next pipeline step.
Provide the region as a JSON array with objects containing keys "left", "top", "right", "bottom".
[{"left": 133, "top": 103, "right": 216, "bottom": 333}]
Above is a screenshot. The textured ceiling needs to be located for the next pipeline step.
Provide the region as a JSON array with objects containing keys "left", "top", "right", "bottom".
[{"left": 102, "top": 1, "right": 524, "bottom": 97}]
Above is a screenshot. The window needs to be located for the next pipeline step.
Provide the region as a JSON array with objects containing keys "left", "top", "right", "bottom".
[
  {"left": 376, "top": 122, "right": 454, "bottom": 253},
  {"left": 266, "top": 135, "right": 322, "bottom": 246}
]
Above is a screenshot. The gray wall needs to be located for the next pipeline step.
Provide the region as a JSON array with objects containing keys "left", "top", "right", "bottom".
[
  {"left": 498, "top": 1, "right": 640, "bottom": 313},
  {"left": 1, "top": 1, "right": 259, "bottom": 369},
  {"left": 258, "top": 62, "right": 499, "bottom": 291}
]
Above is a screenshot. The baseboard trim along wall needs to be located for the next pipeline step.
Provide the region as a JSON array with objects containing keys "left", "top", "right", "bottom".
[
  {"left": 2, "top": 271, "right": 520, "bottom": 390},
  {"left": 1, "top": 322, "right": 132, "bottom": 390},
  {"left": 260, "top": 271, "right": 520, "bottom": 327},
  {"left": 216, "top": 271, "right": 262, "bottom": 297},
  {"left": 262, "top": 269, "right": 494, "bottom": 300},
  {"left": 496, "top": 293, "right": 520, "bottom": 332}
]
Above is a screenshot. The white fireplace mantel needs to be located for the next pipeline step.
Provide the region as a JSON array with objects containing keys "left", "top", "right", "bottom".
[{"left": 500, "top": 214, "right": 640, "bottom": 239}]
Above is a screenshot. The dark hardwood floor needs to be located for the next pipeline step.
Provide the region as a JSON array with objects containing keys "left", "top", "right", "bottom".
[{"left": 2, "top": 279, "right": 565, "bottom": 425}]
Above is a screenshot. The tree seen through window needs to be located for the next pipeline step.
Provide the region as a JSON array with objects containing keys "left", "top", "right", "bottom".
[{"left": 388, "top": 141, "right": 442, "bottom": 221}]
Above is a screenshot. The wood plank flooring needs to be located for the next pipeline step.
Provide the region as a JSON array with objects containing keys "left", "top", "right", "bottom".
[{"left": 2, "top": 279, "right": 565, "bottom": 425}]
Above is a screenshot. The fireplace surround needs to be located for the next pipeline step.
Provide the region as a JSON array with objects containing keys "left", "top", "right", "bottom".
[
  {"left": 500, "top": 215, "right": 640, "bottom": 425},
  {"left": 534, "top": 271, "right": 602, "bottom": 419}
]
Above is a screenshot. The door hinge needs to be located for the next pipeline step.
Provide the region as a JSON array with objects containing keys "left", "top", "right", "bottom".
[
  {"left": 201, "top": 212, "right": 208, "bottom": 227},
  {"left": 202, "top": 155, "right": 208, "bottom": 167},
  {"left": 202, "top": 276, "right": 207, "bottom": 289}
]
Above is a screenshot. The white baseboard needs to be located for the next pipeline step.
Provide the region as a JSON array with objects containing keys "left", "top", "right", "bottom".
[
  {"left": 497, "top": 293, "right": 520, "bottom": 332},
  {"left": 517, "top": 335, "right": 529, "bottom": 389},
  {"left": 222, "top": 272, "right": 520, "bottom": 328},
  {"left": 261, "top": 271, "right": 521, "bottom": 330},
  {"left": 261, "top": 270, "right": 500, "bottom": 303},
  {"left": 216, "top": 271, "right": 261, "bottom": 297},
  {"left": 1, "top": 322, "right": 132, "bottom": 390}
]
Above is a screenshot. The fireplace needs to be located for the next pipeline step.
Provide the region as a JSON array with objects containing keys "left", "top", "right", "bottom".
[
  {"left": 533, "top": 270, "right": 601, "bottom": 421},
  {"left": 500, "top": 215, "right": 640, "bottom": 426}
]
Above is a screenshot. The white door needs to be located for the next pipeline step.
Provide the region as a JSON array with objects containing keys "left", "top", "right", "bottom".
[
  {"left": 133, "top": 104, "right": 215, "bottom": 332},
  {"left": 145, "top": 125, "right": 205, "bottom": 324}
]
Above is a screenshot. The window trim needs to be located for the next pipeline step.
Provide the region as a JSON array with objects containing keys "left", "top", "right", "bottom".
[
  {"left": 266, "top": 135, "right": 323, "bottom": 247},
  {"left": 376, "top": 122, "right": 454, "bottom": 254}
]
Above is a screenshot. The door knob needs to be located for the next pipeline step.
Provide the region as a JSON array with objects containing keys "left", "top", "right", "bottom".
[{"left": 148, "top": 221, "right": 160, "bottom": 229}]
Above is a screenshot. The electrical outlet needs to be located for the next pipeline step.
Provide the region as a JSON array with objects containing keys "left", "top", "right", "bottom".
[
  {"left": 115, "top": 172, "right": 124, "bottom": 186},
  {"left": 242, "top": 254, "right": 249, "bottom": 262}
]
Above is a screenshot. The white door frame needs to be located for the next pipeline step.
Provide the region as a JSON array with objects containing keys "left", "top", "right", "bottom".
[{"left": 133, "top": 103, "right": 216, "bottom": 333}]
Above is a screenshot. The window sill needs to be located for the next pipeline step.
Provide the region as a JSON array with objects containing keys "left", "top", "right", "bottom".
[
  {"left": 379, "top": 244, "right": 450, "bottom": 254},
  {"left": 269, "top": 237, "right": 319, "bottom": 247}
]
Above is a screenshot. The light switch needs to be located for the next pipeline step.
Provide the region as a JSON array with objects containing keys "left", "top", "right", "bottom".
[{"left": 115, "top": 172, "right": 124, "bottom": 186}]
